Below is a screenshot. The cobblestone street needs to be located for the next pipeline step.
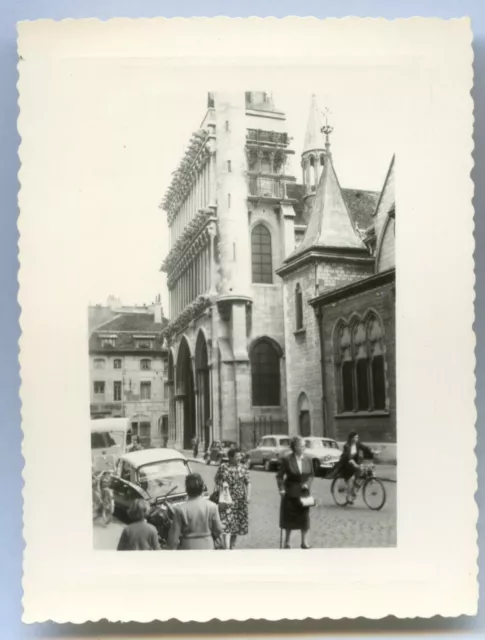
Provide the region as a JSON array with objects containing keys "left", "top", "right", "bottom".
[{"left": 94, "top": 461, "right": 396, "bottom": 550}]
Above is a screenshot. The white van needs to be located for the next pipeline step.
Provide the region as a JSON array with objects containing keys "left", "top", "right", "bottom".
[{"left": 90, "top": 417, "right": 132, "bottom": 472}]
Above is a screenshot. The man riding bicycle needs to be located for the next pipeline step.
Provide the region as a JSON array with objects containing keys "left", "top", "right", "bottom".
[{"left": 332, "top": 431, "right": 374, "bottom": 504}]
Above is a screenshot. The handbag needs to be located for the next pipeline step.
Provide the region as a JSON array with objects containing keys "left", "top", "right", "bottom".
[
  {"left": 300, "top": 495, "right": 317, "bottom": 508},
  {"left": 218, "top": 482, "right": 233, "bottom": 509}
]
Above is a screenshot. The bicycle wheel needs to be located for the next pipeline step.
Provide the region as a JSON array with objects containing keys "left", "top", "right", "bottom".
[
  {"left": 363, "top": 477, "right": 386, "bottom": 510},
  {"left": 331, "top": 477, "right": 349, "bottom": 507}
]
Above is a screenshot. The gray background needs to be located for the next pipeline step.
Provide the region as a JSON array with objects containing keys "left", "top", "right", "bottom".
[{"left": 1, "top": 1, "right": 482, "bottom": 637}]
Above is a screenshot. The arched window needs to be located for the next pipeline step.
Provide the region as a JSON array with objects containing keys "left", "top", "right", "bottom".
[
  {"left": 251, "top": 224, "right": 273, "bottom": 284},
  {"left": 251, "top": 339, "right": 280, "bottom": 406},
  {"left": 335, "top": 315, "right": 387, "bottom": 413},
  {"left": 295, "top": 283, "right": 303, "bottom": 330},
  {"left": 320, "top": 154, "right": 325, "bottom": 166}
]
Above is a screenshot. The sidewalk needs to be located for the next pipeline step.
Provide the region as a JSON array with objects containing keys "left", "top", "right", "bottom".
[{"left": 181, "top": 450, "right": 397, "bottom": 483}]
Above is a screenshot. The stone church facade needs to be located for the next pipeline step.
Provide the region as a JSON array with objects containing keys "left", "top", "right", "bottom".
[{"left": 160, "top": 91, "right": 396, "bottom": 454}]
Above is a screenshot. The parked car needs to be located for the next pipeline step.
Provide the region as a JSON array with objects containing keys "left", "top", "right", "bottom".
[
  {"left": 247, "top": 434, "right": 291, "bottom": 471},
  {"left": 110, "top": 448, "right": 196, "bottom": 515},
  {"left": 204, "top": 440, "right": 237, "bottom": 465},
  {"left": 301, "top": 437, "right": 342, "bottom": 476},
  {"left": 108, "top": 448, "right": 207, "bottom": 547}
]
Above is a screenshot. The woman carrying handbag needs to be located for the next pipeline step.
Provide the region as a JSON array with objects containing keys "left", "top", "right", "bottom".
[
  {"left": 214, "top": 447, "right": 251, "bottom": 550},
  {"left": 276, "top": 436, "right": 315, "bottom": 549}
]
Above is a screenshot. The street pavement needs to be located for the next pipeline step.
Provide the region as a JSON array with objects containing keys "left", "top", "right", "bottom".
[{"left": 94, "top": 460, "right": 396, "bottom": 550}]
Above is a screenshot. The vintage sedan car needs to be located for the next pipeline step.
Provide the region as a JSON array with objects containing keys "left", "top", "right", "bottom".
[
  {"left": 204, "top": 440, "right": 237, "bottom": 465},
  {"left": 110, "top": 448, "right": 199, "bottom": 517},
  {"left": 301, "top": 437, "right": 342, "bottom": 476},
  {"left": 247, "top": 434, "right": 291, "bottom": 471}
]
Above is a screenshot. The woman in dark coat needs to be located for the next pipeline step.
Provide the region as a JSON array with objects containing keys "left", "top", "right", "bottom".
[
  {"left": 332, "top": 431, "right": 374, "bottom": 503},
  {"left": 276, "top": 436, "right": 314, "bottom": 549}
]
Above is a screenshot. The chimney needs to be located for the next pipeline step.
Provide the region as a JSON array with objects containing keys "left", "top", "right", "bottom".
[{"left": 151, "top": 297, "right": 163, "bottom": 324}]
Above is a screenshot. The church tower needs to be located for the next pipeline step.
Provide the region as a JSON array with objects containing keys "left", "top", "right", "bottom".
[{"left": 301, "top": 95, "right": 329, "bottom": 208}]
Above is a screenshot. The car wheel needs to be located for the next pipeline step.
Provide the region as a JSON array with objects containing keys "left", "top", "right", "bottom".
[{"left": 264, "top": 459, "right": 272, "bottom": 472}]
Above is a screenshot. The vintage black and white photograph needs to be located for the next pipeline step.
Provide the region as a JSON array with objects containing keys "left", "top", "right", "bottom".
[
  {"left": 19, "top": 18, "right": 476, "bottom": 622},
  {"left": 89, "top": 88, "right": 397, "bottom": 551}
]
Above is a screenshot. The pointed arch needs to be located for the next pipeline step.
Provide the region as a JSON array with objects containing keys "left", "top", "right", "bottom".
[
  {"left": 195, "top": 330, "right": 211, "bottom": 448},
  {"left": 332, "top": 310, "right": 388, "bottom": 414},
  {"left": 297, "top": 391, "right": 311, "bottom": 437},
  {"left": 251, "top": 223, "right": 273, "bottom": 284},
  {"left": 250, "top": 336, "right": 281, "bottom": 406},
  {"left": 175, "top": 336, "right": 196, "bottom": 449}
]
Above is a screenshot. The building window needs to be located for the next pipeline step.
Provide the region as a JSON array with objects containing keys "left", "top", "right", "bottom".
[
  {"left": 113, "top": 359, "right": 122, "bottom": 369},
  {"left": 227, "top": 160, "right": 232, "bottom": 172},
  {"left": 251, "top": 224, "right": 273, "bottom": 284},
  {"left": 251, "top": 338, "right": 280, "bottom": 406},
  {"left": 225, "top": 120, "right": 229, "bottom": 131},
  {"left": 295, "top": 283, "right": 303, "bottom": 330},
  {"left": 228, "top": 193, "right": 231, "bottom": 208},
  {"left": 140, "top": 382, "right": 152, "bottom": 400},
  {"left": 113, "top": 381, "right": 122, "bottom": 401},
  {"left": 335, "top": 315, "right": 387, "bottom": 413},
  {"left": 100, "top": 338, "right": 116, "bottom": 348},
  {"left": 93, "top": 358, "right": 105, "bottom": 370},
  {"left": 94, "top": 381, "right": 105, "bottom": 395},
  {"left": 140, "top": 359, "right": 151, "bottom": 370},
  {"left": 135, "top": 338, "right": 154, "bottom": 349},
  {"left": 320, "top": 154, "right": 325, "bottom": 166}
]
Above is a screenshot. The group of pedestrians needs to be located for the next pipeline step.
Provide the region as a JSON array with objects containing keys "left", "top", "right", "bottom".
[{"left": 115, "top": 431, "right": 372, "bottom": 551}]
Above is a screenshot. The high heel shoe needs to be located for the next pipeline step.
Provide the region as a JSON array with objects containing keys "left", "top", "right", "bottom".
[
  {"left": 284, "top": 543, "right": 291, "bottom": 549},
  {"left": 301, "top": 543, "right": 312, "bottom": 549}
]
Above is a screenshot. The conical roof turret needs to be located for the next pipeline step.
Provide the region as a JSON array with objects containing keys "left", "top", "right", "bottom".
[{"left": 294, "top": 154, "right": 366, "bottom": 254}]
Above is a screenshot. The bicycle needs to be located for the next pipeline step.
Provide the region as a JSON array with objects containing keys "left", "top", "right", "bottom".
[{"left": 331, "top": 462, "right": 386, "bottom": 511}]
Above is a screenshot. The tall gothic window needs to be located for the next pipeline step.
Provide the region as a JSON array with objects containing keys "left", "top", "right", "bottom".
[
  {"left": 335, "top": 314, "right": 387, "bottom": 413},
  {"left": 295, "top": 283, "right": 303, "bottom": 330},
  {"left": 251, "top": 339, "right": 280, "bottom": 406},
  {"left": 251, "top": 224, "right": 273, "bottom": 284}
]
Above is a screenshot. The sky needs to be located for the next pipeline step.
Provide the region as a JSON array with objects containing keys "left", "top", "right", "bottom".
[{"left": 80, "top": 66, "right": 397, "bottom": 314}]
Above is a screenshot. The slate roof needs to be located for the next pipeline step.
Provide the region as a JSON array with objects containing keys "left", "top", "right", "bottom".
[
  {"left": 341, "top": 188, "right": 380, "bottom": 232},
  {"left": 287, "top": 181, "right": 378, "bottom": 232},
  {"left": 89, "top": 313, "right": 167, "bottom": 354}
]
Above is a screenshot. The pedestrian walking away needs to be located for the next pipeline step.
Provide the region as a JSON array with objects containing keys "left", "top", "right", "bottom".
[
  {"left": 117, "top": 499, "right": 161, "bottom": 551},
  {"left": 168, "top": 473, "right": 224, "bottom": 550},
  {"left": 191, "top": 436, "right": 199, "bottom": 459},
  {"left": 277, "top": 436, "right": 314, "bottom": 549},
  {"left": 214, "top": 447, "right": 251, "bottom": 550}
]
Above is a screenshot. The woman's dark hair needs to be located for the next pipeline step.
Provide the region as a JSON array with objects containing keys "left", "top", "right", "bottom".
[
  {"left": 128, "top": 498, "right": 150, "bottom": 522},
  {"left": 290, "top": 435, "right": 304, "bottom": 452},
  {"left": 347, "top": 431, "right": 359, "bottom": 444},
  {"left": 227, "top": 447, "right": 241, "bottom": 460},
  {"left": 185, "top": 473, "right": 205, "bottom": 498}
]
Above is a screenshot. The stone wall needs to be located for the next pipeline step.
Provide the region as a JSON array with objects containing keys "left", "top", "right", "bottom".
[
  {"left": 320, "top": 279, "right": 396, "bottom": 443},
  {"left": 282, "top": 258, "right": 374, "bottom": 437}
]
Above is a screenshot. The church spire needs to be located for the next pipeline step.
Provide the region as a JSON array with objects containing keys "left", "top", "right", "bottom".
[{"left": 301, "top": 95, "right": 329, "bottom": 197}]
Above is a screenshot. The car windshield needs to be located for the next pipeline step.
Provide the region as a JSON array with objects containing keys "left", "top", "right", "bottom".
[
  {"left": 304, "top": 439, "right": 319, "bottom": 449},
  {"left": 322, "top": 440, "right": 339, "bottom": 449},
  {"left": 91, "top": 430, "right": 124, "bottom": 449},
  {"left": 137, "top": 459, "right": 189, "bottom": 498}
]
